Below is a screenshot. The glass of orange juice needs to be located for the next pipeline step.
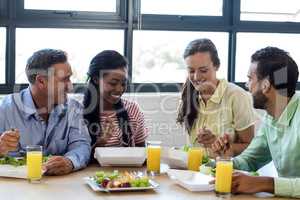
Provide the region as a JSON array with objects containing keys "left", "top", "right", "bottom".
[
  {"left": 215, "top": 156, "right": 233, "bottom": 197},
  {"left": 26, "top": 145, "right": 43, "bottom": 183},
  {"left": 187, "top": 147, "right": 203, "bottom": 171},
  {"left": 146, "top": 141, "right": 161, "bottom": 176}
]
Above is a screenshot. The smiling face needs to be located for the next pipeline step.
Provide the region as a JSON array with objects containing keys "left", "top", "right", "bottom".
[
  {"left": 99, "top": 67, "right": 128, "bottom": 107},
  {"left": 37, "top": 62, "right": 73, "bottom": 106},
  {"left": 185, "top": 52, "right": 219, "bottom": 94}
]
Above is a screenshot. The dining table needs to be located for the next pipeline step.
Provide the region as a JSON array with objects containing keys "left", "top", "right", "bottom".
[{"left": 0, "top": 164, "right": 287, "bottom": 200}]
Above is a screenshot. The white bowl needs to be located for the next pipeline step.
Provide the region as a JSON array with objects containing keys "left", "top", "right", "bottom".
[
  {"left": 94, "top": 147, "right": 146, "bottom": 167},
  {"left": 161, "top": 147, "right": 188, "bottom": 169}
]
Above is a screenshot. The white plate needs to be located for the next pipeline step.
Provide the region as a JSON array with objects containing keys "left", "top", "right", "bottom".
[
  {"left": 94, "top": 147, "right": 146, "bottom": 167},
  {"left": 0, "top": 165, "right": 27, "bottom": 179},
  {"left": 167, "top": 169, "right": 214, "bottom": 192},
  {"left": 0, "top": 164, "right": 46, "bottom": 179},
  {"left": 84, "top": 177, "right": 159, "bottom": 192}
]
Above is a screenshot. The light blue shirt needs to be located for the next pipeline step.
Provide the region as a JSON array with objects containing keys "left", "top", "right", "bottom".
[{"left": 0, "top": 88, "right": 91, "bottom": 170}]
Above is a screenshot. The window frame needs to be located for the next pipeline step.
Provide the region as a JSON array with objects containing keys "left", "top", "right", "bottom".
[
  {"left": 0, "top": 0, "right": 7, "bottom": 18},
  {"left": 0, "top": 27, "right": 6, "bottom": 86},
  {"left": 16, "top": 0, "right": 126, "bottom": 23},
  {"left": 0, "top": 0, "right": 300, "bottom": 94},
  {"left": 133, "top": 0, "right": 231, "bottom": 30},
  {"left": 14, "top": 27, "right": 125, "bottom": 84},
  {"left": 0, "top": 0, "right": 8, "bottom": 89},
  {"left": 233, "top": 0, "right": 300, "bottom": 89},
  {"left": 240, "top": 0, "right": 300, "bottom": 23}
]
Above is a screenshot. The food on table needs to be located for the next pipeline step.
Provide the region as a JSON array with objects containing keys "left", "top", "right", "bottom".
[
  {"left": 249, "top": 171, "right": 259, "bottom": 176},
  {"left": 92, "top": 170, "right": 151, "bottom": 188},
  {"left": 0, "top": 156, "right": 26, "bottom": 166},
  {"left": 182, "top": 145, "right": 191, "bottom": 152},
  {"left": 199, "top": 159, "right": 216, "bottom": 176},
  {"left": 202, "top": 154, "right": 209, "bottom": 164},
  {"left": 0, "top": 155, "right": 51, "bottom": 167}
]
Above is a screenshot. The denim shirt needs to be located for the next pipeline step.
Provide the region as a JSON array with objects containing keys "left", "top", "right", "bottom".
[{"left": 0, "top": 88, "right": 91, "bottom": 170}]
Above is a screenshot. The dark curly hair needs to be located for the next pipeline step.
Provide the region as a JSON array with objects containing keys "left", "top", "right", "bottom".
[
  {"left": 251, "top": 46, "right": 299, "bottom": 97},
  {"left": 83, "top": 50, "right": 134, "bottom": 147}
]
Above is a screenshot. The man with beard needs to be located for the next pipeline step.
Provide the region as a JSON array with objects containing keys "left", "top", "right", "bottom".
[
  {"left": 211, "top": 46, "right": 300, "bottom": 198},
  {"left": 0, "top": 49, "right": 91, "bottom": 175}
]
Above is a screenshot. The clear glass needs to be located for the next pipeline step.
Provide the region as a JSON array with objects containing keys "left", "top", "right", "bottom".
[
  {"left": 24, "top": 0, "right": 116, "bottom": 12},
  {"left": 141, "top": 0, "right": 223, "bottom": 16},
  {"left": 132, "top": 30, "right": 228, "bottom": 83},
  {"left": 187, "top": 147, "right": 203, "bottom": 171},
  {"left": 15, "top": 28, "right": 124, "bottom": 84},
  {"left": 146, "top": 141, "right": 161, "bottom": 176},
  {"left": 241, "top": 0, "right": 300, "bottom": 22},
  {"left": 215, "top": 156, "right": 233, "bottom": 198},
  {"left": 235, "top": 32, "right": 300, "bottom": 82},
  {"left": 26, "top": 145, "right": 43, "bottom": 183},
  {"left": 0, "top": 28, "right": 5, "bottom": 84}
]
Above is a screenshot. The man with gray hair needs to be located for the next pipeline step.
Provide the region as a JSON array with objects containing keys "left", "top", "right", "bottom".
[{"left": 0, "top": 49, "right": 91, "bottom": 175}]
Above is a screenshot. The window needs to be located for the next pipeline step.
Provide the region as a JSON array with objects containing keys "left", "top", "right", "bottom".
[
  {"left": 133, "top": 31, "right": 228, "bottom": 83},
  {"left": 15, "top": 28, "right": 124, "bottom": 84},
  {"left": 1, "top": 1, "right": 300, "bottom": 94},
  {"left": 141, "top": 0, "right": 223, "bottom": 16},
  {"left": 24, "top": 0, "right": 117, "bottom": 13},
  {"left": 235, "top": 32, "right": 300, "bottom": 82},
  {"left": 241, "top": 0, "right": 300, "bottom": 22},
  {"left": 0, "top": 28, "right": 5, "bottom": 84}
]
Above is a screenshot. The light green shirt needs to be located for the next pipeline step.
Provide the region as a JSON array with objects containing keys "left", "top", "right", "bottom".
[
  {"left": 190, "top": 79, "right": 256, "bottom": 145},
  {"left": 234, "top": 93, "right": 300, "bottom": 198}
]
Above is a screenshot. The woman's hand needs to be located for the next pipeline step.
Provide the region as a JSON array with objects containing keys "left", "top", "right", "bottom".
[
  {"left": 93, "top": 117, "right": 115, "bottom": 147},
  {"left": 196, "top": 128, "right": 216, "bottom": 148},
  {"left": 211, "top": 133, "right": 232, "bottom": 156}
]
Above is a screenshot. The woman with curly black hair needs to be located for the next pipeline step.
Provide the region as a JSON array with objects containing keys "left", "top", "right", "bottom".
[{"left": 83, "top": 50, "right": 148, "bottom": 148}]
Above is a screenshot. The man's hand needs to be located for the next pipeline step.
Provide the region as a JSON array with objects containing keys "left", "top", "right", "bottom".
[
  {"left": 232, "top": 172, "right": 274, "bottom": 194},
  {"left": 196, "top": 128, "right": 216, "bottom": 148},
  {"left": 0, "top": 129, "right": 20, "bottom": 156},
  {"left": 211, "top": 133, "right": 232, "bottom": 156},
  {"left": 209, "top": 172, "right": 274, "bottom": 194},
  {"left": 43, "top": 156, "right": 74, "bottom": 176}
]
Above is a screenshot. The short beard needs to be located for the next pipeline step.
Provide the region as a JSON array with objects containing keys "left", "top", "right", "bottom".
[{"left": 253, "top": 90, "right": 268, "bottom": 109}]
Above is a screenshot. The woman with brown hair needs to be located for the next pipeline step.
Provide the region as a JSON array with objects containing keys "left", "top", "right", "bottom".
[{"left": 177, "top": 38, "right": 256, "bottom": 156}]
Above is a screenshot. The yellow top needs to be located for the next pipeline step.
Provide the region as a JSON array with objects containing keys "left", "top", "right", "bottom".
[{"left": 190, "top": 79, "right": 256, "bottom": 146}]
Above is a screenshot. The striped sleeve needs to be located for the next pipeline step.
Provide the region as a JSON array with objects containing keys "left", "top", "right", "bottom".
[{"left": 124, "top": 100, "right": 149, "bottom": 145}]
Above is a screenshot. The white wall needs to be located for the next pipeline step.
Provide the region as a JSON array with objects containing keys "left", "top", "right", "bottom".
[
  {"left": 0, "top": 92, "right": 187, "bottom": 147},
  {"left": 71, "top": 92, "right": 187, "bottom": 147},
  {"left": 0, "top": 91, "right": 287, "bottom": 148}
]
